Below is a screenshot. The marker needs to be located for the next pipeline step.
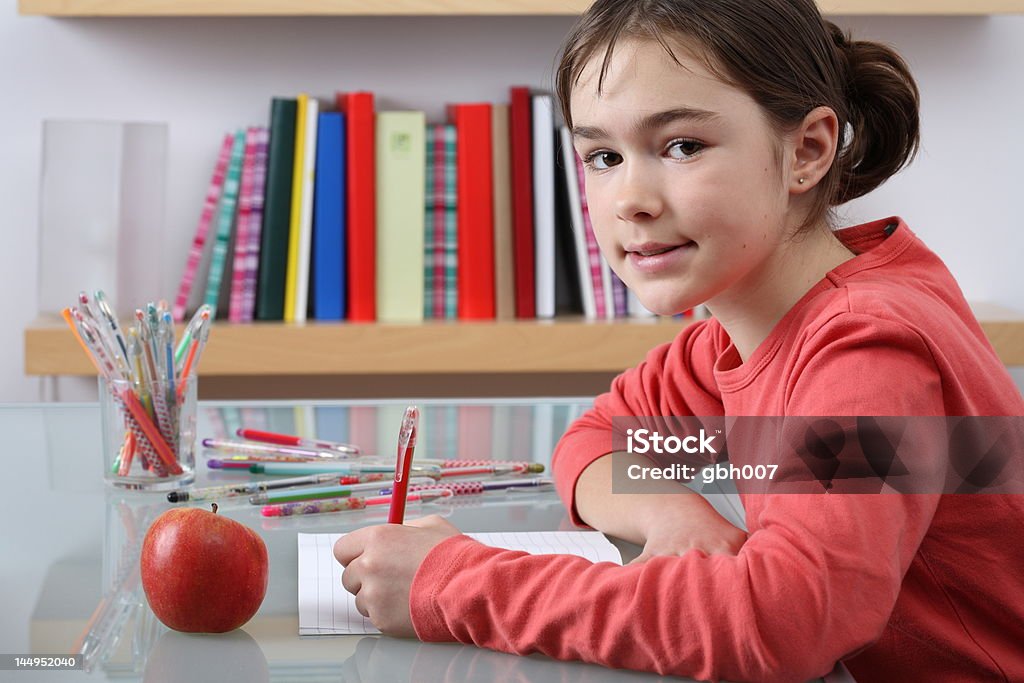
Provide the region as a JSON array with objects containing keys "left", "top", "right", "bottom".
[{"left": 441, "top": 463, "right": 545, "bottom": 478}]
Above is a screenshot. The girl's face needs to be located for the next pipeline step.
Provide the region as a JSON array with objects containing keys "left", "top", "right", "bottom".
[{"left": 570, "top": 37, "right": 795, "bottom": 316}]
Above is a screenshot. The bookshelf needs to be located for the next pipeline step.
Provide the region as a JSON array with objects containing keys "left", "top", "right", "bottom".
[
  {"left": 17, "top": 0, "right": 1024, "bottom": 16},
  {"left": 23, "top": 303, "right": 1024, "bottom": 392}
]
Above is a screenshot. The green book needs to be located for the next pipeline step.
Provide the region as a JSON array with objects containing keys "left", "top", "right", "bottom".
[
  {"left": 256, "top": 97, "right": 297, "bottom": 320},
  {"left": 375, "top": 111, "right": 426, "bottom": 323}
]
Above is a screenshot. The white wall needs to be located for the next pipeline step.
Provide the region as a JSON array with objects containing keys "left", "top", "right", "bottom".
[{"left": 2, "top": 11, "right": 1021, "bottom": 403}]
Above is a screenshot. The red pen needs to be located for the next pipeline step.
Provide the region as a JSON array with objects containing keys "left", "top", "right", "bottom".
[
  {"left": 387, "top": 406, "right": 419, "bottom": 524},
  {"left": 236, "top": 428, "right": 360, "bottom": 454}
]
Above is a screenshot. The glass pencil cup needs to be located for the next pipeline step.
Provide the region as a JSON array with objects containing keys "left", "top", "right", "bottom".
[{"left": 99, "top": 376, "right": 197, "bottom": 491}]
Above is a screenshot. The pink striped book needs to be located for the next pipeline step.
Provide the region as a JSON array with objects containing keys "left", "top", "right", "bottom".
[
  {"left": 229, "top": 127, "right": 259, "bottom": 322},
  {"left": 242, "top": 127, "right": 269, "bottom": 322},
  {"left": 173, "top": 133, "right": 233, "bottom": 322},
  {"left": 576, "top": 157, "right": 606, "bottom": 319}
]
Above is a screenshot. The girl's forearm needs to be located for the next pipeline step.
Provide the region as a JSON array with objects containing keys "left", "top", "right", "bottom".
[{"left": 573, "top": 451, "right": 703, "bottom": 545}]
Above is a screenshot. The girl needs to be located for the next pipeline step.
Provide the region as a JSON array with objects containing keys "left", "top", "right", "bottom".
[{"left": 335, "top": 1, "right": 1024, "bottom": 681}]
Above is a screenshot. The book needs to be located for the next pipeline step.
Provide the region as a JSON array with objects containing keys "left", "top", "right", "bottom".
[
  {"left": 228, "top": 127, "right": 259, "bottom": 322},
  {"left": 531, "top": 94, "right": 556, "bottom": 319},
  {"left": 560, "top": 126, "right": 595, "bottom": 319},
  {"left": 337, "top": 91, "right": 376, "bottom": 322},
  {"left": 442, "top": 125, "right": 458, "bottom": 319},
  {"left": 172, "top": 132, "right": 233, "bottom": 322},
  {"left": 203, "top": 129, "right": 246, "bottom": 316},
  {"left": 509, "top": 86, "right": 536, "bottom": 319},
  {"left": 284, "top": 94, "right": 317, "bottom": 323},
  {"left": 256, "top": 97, "right": 298, "bottom": 321},
  {"left": 375, "top": 111, "right": 426, "bottom": 323},
  {"left": 295, "top": 97, "right": 319, "bottom": 322},
  {"left": 552, "top": 130, "right": 583, "bottom": 316},
  {"left": 492, "top": 103, "right": 515, "bottom": 320},
  {"left": 312, "top": 111, "right": 346, "bottom": 321},
  {"left": 241, "top": 127, "right": 269, "bottom": 322},
  {"left": 576, "top": 155, "right": 606, "bottom": 319},
  {"left": 423, "top": 124, "right": 436, "bottom": 319},
  {"left": 448, "top": 102, "right": 495, "bottom": 320}
]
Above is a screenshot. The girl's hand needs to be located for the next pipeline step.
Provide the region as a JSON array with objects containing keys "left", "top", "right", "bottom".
[
  {"left": 334, "top": 515, "right": 462, "bottom": 637},
  {"left": 629, "top": 494, "right": 748, "bottom": 564}
]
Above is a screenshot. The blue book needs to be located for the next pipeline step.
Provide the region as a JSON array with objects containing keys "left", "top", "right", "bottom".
[{"left": 312, "top": 111, "right": 346, "bottom": 320}]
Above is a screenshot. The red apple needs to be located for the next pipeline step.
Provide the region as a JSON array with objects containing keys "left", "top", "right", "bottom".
[{"left": 141, "top": 503, "right": 268, "bottom": 633}]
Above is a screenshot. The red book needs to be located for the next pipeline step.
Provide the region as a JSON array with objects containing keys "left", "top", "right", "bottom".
[
  {"left": 447, "top": 103, "right": 495, "bottom": 320},
  {"left": 509, "top": 87, "right": 536, "bottom": 319},
  {"left": 336, "top": 92, "right": 376, "bottom": 321}
]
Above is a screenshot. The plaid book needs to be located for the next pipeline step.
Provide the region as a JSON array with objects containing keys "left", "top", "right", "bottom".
[
  {"left": 442, "top": 125, "right": 458, "bottom": 319},
  {"left": 242, "top": 127, "right": 269, "bottom": 322},
  {"left": 229, "top": 127, "right": 259, "bottom": 322},
  {"left": 424, "top": 126, "right": 436, "bottom": 318}
]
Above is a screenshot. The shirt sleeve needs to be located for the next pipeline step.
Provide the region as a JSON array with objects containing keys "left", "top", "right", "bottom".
[
  {"left": 409, "top": 314, "right": 947, "bottom": 683},
  {"left": 550, "top": 320, "right": 725, "bottom": 525}
]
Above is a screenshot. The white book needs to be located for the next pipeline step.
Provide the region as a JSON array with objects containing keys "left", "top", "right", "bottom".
[
  {"left": 531, "top": 94, "right": 556, "bottom": 319},
  {"left": 601, "top": 256, "right": 616, "bottom": 320},
  {"left": 293, "top": 97, "right": 319, "bottom": 323},
  {"left": 558, "top": 126, "right": 596, "bottom": 320}
]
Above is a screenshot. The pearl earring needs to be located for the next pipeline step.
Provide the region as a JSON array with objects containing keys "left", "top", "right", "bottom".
[{"left": 798, "top": 178, "right": 806, "bottom": 184}]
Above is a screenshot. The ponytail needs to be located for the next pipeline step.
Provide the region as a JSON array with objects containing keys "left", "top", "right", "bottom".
[{"left": 829, "top": 22, "right": 921, "bottom": 205}]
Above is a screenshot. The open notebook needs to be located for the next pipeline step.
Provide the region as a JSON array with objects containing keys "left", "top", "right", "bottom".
[{"left": 297, "top": 531, "right": 623, "bottom": 635}]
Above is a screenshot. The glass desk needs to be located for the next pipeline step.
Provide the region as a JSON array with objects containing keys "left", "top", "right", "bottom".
[
  {"left": 1, "top": 399, "right": 649, "bottom": 682},
  {"left": 1, "top": 399, "right": 833, "bottom": 683}
]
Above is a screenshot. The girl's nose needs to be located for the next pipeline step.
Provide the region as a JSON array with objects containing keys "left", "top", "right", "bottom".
[{"left": 613, "top": 164, "right": 664, "bottom": 222}]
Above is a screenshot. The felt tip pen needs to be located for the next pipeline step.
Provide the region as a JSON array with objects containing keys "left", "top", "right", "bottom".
[
  {"left": 247, "top": 462, "right": 442, "bottom": 478},
  {"left": 167, "top": 473, "right": 348, "bottom": 503},
  {"left": 247, "top": 477, "right": 436, "bottom": 505},
  {"left": 261, "top": 489, "right": 452, "bottom": 517},
  {"left": 202, "top": 438, "right": 355, "bottom": 460},
  {"left": 235, "top": 428, "right": 359, "bottom": 454}
]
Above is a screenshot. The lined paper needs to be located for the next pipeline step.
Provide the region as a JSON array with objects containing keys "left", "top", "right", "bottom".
[{"left": 297, "top": 531, "right": 623, "bottom": 635}]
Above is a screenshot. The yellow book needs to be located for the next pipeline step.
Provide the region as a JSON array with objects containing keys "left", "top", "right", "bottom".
[
  {"left": 283, "top": 93, "right": 308, "bottom": 322},
  {"left": 375, "top": 111, "right": 426, "bottom": 323},
  {"left": 491, "top": 103, "right": 515, "bottom": 320}
]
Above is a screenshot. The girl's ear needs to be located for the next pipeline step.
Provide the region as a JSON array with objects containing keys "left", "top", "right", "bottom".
[{"left": 789, "top": 106, "right": 839, "bottom": 193}]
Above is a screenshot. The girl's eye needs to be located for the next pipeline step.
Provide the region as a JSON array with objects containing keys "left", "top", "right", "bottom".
[
  {"left": 583, "top": 150, "right": 622, "bottom": 171},
  {"left": 667, "top": 139, "right": 705, "bottom": 159}
]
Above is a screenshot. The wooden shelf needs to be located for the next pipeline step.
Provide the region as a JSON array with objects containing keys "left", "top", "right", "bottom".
[
  {"left": 24, "top": 304, "right": 1024, "bottom": 379},
  {"left": 25, "top": 316, "right": 693, "bottom": 377},
  {"left": 18, "top": 0, "right": 1024, "bottom": 16}
]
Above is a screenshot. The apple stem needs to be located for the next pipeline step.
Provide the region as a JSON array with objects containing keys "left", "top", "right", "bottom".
[{"left": 211, "top": 502, "right": 218, "bottom": 514}]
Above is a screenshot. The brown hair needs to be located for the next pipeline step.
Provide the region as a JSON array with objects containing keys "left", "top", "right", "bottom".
[{"left": 555, "top": 0, "right": 920, "bottom": 230}]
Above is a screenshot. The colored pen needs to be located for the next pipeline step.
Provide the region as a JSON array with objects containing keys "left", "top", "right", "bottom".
[
  {"left": 167, "top": 472, "right": 349, "bottom": 503},
  {"left": 235, "top": 428, "right": 359, "bottom": 454},
  {"left": 440, "top": 463, "right": 545, "bottom": 477},
  {"left": 261, "top": 488, "right": 451, "bottom": 517},
  {"left": 379, "top": 477, "right": 555, "bottom": 496},
  {"left": 202, "top": 438, "right": 354, "bottom": 460},
  {"left": 247, "top": 461, "right": 440, "bottom": 477},
  {"left": 388, "top": 406, "right": 419, "bottom": 524},
  {"left": 248, "top": 477, "right": 436, "bottom": 505}
]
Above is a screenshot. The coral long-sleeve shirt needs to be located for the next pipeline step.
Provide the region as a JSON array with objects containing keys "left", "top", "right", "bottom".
[{"left": 409, "top": 218, "right": 1024, "bottom": 683}]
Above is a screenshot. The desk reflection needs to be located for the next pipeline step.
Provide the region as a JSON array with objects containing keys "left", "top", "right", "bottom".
[{"left": 340, "top": 637, "right": 676, "bottom": 683}]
